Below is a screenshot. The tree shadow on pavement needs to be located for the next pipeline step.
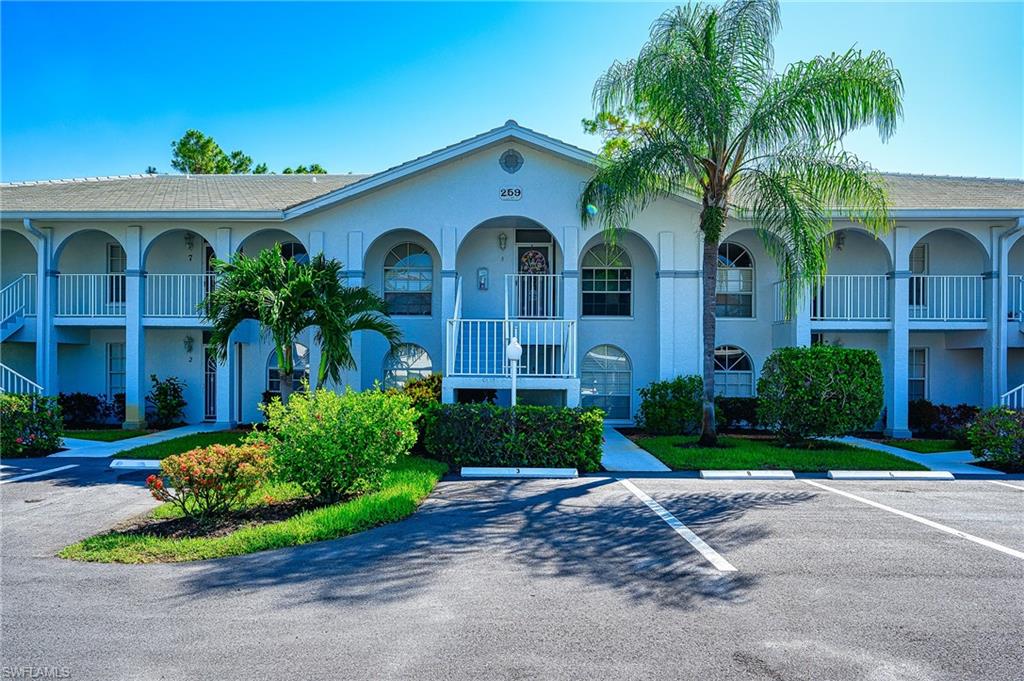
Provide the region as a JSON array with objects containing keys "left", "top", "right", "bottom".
[{"left": 178, "top": 477, "right": 817, "bottom": 611}]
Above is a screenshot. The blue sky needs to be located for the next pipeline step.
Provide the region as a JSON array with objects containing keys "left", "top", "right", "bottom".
[{"left": 1, "top": 1, "right": 1021, "bottom": 182}]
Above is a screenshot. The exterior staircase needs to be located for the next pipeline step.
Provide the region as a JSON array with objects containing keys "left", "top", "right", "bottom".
[
  {"left": 0, "top": 363, "right": 42, "bottom": 395},
  {"left": 1000, "top": 384, "right": 1024, "bottom": 410},
  {"left": 0, "top": 276, "right": 29, "bottom": 342}
]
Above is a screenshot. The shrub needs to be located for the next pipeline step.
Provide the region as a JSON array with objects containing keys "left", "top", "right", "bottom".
[
  {"left": 715, "top": 396, "right": 760, "bottom": 430},
  {"left": 636, "top": 375, "right": 703, "bottom": 435},
  {"left": 401, "top": 374, "right": 442, "bottom": 410},
  {"left": 110, "top": 392, "right": 126, "bottom": 423},
  {"left": 0, "top": 394, "right": 64, "bottom": 457},
  {"left": 966, "top": 407, "right": 1024, "bottom": 470},
  {"left": 253, "top": 387, "right": 419, "bottom": 503},
  {"left": 757, "top": 346, "right": 884, "bottom": 444},
  {"left": 146, "top": 443, "right": 275, "bottom": 518},
  {"left": 909, "top": 399, "right": 979, "bottom": 446},
  {"left": 146, "top": 375, "right": 187, "bottom": 428},
  {"left": 58, "top": 392, "right": 107, "bottom": 426},
  {"left": 422, "top": 403, "right": 605, "bottom": 472}
]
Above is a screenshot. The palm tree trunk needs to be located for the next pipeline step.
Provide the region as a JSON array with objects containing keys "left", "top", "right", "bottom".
[
  {"left": 279, "top": 344, "right": 294, "bottom": 404},
  {"left": 698, "top": 203, "right": 725, "bottom": 447}
]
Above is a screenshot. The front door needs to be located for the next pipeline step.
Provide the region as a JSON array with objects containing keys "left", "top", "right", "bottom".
[
  {"left": 203, "top": 332, "right": 216, "bottom": 421},
  {"left": 516, "top": 243, "right": 553, "bottom": 318}
]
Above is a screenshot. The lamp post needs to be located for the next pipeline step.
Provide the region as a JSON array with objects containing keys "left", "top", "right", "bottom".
[{"left": 507, "top": 336, "right": 522, "bottom": 406}]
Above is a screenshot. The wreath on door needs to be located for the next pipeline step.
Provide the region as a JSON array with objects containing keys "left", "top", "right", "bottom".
[{"left": 520, "top": 249, "right": 548, "bottom": 274}]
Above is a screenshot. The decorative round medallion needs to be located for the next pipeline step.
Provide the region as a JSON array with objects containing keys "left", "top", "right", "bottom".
[{"left": 499, "top": 149, "right": 524, "bottom": 174}]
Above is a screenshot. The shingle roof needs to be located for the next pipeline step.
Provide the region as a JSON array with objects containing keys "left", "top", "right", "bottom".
[
  {"left": 880, "top": 173, "right": 1024, "bottom": 210},
  {"left": 0, "top": 173, "right": 370, "bottom": 213}
]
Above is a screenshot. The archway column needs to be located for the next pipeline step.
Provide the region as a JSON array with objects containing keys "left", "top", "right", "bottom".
[
  {"left": 885, "top": 225, "right": 911, "bottom": 438},
  {"left": 27, "top": 222, "right": 58, "bottom": 394},
  {"left": 656, "top": 231, "right": 676, "bottom": 379},
  {"left": 124, "top": 225, "right": 147, "bottom": 429},
  {"left": 440, "top": 224, "right": 458, "bottom": 375},
  {"left": 345, "top": 230, "right": 365, "bottom": 391},
  {"left": 993, "top": 220, "right": 1024, "bottom": 402},
  {"left": 213, "top": 227, "right": 236, "bottom": 425}
]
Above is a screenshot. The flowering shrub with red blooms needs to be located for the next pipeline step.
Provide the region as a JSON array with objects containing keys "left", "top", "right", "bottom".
[
  {"left": 146, "top": 443, "right": 275, "bottom": 518},
  {"left": 253, "top": 387, "right": 419, "bottom": 503},
  {"left": 1, "top": 394, "right": 64, "bottom": 457}
]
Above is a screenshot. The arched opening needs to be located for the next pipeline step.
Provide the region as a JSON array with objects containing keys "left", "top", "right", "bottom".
[
  {"left": 237, "top": 229, "right": 307, "bottom": 260},
  {"left": 1007, "top": 235, "right": 1024, "bottom": 319},
  {"left": 714, "top": 345, "right": 754, "bottom": 397},
  {"left": 1, "top": 230, "right": 37, "bottom": 316},
  {"left": 716, "top": 242, "right": 755, "bottom": 318},
  {"left": 813, "top": 228, "right": 893, "bottom": 321},
  {"left": 142, "top": 229, "right": 216, "bottom": 317},
  {"left": 382, "top": 343, "right": 433, "bottom": 389},
  {"left": 456, "top": 216, "right": 562, "bottom": 319},
  {"left": 54, "top": 228, "right": 128, "bottom": 317},
  {"left": 908, "top": 229, "right": 988, "bottom": 321},
  {"left": 383, "top": 243, "right": 434, "bottom": 316},
  {"left": 581, "top": 344, "right": 632, "bottom": 420},
  {"left": 581, "top": 243, "right": 632, "bottom": 317}
]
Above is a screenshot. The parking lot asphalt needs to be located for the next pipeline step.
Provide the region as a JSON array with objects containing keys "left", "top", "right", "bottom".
[{"left": 1, "top": 464, "right": 1022, "bottom": 680}]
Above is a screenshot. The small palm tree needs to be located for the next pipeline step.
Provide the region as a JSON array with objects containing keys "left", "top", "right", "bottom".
[
  {"left": 203, "top": 244, "right": 401, "bottom": 403},
  {"left": 581, "top": 0, "right": 903, "bottom": 445}
]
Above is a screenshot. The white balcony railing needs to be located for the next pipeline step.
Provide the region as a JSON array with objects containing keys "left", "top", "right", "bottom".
[
  {"left": 145, "top": 274, "right": 215, "bottom": 317},
  {"left": 909, "top": 275, "right": 984, "bottom": 321},
  {"left": 505, "top": 274, "right": 562, "bottom": 319},
  {"left": 1009, "top": 275, "right": 1024, "bottom": 320},
  {"left": 0, "top": 276, "right": 27, "bottom": 325},
  {"left": 446, "top": 318, "right": 576, "bottom": 377},
  {"left": 57, "top": 274, "right": 126, "bottom": 317},
  {"left": 810, "top": 275, "right": 889, "bottom": 321},
  {"left": 0, "top": 363, "right": 42, "bottom": 395}
]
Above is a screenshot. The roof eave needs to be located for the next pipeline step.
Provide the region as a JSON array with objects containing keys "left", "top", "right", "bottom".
[{"left": 0, "top": 210, "right": 285, "bottom": 222}]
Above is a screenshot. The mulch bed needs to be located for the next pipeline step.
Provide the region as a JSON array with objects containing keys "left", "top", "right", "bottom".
[{"left": 110, "top": 497, "right": 325, "bottom": 540}]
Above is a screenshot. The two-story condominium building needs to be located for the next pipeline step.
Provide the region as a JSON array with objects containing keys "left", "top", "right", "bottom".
[{"left": 2, "top": 121, "right": 1023, "bottom": 437}]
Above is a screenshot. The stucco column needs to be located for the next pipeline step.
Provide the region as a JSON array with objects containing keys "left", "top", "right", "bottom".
[
  {"left": 305, "top": 230, "right": 325, "bottom": 392},
  {"left": 440, "top": 225, "right": 458, "bottom": 377},
  {"left": 345, "top": 230, "right": 365, "bottom": 391},
  {"left": 30, "top": 224, "right": 58, "bottom": 394},
  {"left": 885, "top": 225, "right": 911, "bottom": 438},
  {"left": 656, "top": 231, "right": 676, "bottom": 379},
  {"left": 982, "top": 225, "right": 1003, "bottom": 406},
  {"left": 123, "top": 225, "right": 147, "bottom": 429},
  {"left": 213, "top": 227, "right": 235, "bottom": 425}
]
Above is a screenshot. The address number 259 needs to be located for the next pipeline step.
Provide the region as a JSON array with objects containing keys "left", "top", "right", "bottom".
[{"left": 499, "top": 186, "right": 522, "bottom": 201}]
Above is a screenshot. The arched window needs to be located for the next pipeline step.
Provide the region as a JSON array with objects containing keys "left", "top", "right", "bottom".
[
  {"left": 383, "top": 344, "right": 433, "bottom": 390},
  {"left": 581, "top": 344, "right": 632, "bottom": 420},
  {"left": 384, "top": 243, "right": 433, "bottom": 316},
  {"left": 716, "top": 242, "right": 754, "bottom": 318},
  {"left": 714, "top": 345, "right": 754, "bottom": 397},
  {"left": 266, "top": 343, "right": 310, "bottom": 396},
  {"left": 280, "top": 241, "right": 308, "bottom": 264},
  {"left": 582, "top": 244, "right": 632, "bottom": 317}
]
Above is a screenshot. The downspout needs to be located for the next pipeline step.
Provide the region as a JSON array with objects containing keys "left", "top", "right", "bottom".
[
  {"left": 23, "top": 218, "right": 51, "bottom": 394},
  {"left": 995, "top": 216, "right": 1024, "bottom": 402}
]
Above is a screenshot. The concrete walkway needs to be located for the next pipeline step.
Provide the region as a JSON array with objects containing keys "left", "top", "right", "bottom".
[
  {"left": 49, "top": 423, "right": 230, "bottom": 459},
  {"left": 600, "top": 426, "right": 670, "bottom": 472},
  {"left": 836, "top": 436, "right": 1003, "bottom": 476}
]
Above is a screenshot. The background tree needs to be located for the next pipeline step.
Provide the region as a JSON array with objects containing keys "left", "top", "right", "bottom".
[
  {"left": 203, "top": 244, "right": 401, "bottom": 403},
  {"left": 580, "top": 0, "right": 902, "bottom": 445},
  {"left": 170, "top": 129, "right": 255, "bottom": 174},
  {"left": 283, "top": 164, "right": 328, "bottom": 174}
]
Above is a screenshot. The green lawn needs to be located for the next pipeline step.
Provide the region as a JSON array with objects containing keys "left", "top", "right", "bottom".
[
  {"left": 64, "top": 429, "right": 151, "bottom": 442},
  {"left": 638, "top": 435, "right": 929, "bottom": 472},
  {"left": 880, "top": 439, "right": 960, "bottom": 454},
  {"left": 60, "top": 456, "right": 448, "bottom": 564},
  {"left": 111, "top": 431, "right": 248, "bottom": 459}
]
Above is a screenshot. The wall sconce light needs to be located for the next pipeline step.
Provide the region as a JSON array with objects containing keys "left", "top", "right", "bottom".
[
  {"left": 184, "top": 233, "right": 195, "bottom": 251},
  {"left": 498, "top": 232, "right": 508, "bottom": 251},
  {"left": 183, "top": 335, "right": 195, "bottom": 357}
]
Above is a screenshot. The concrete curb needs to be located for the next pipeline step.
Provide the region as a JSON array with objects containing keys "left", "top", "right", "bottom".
[
  {"left": 827, "top": 470, "right": 955, "bottom": 481},
  {"left": 109, "top": 459, "right": 161, "bottom": 470},
  {"left": 699, "top": 470, "right": 795, "bottom": 480},
  {"left": 460, "top": 467, "right": 578, "bottom": 479}
]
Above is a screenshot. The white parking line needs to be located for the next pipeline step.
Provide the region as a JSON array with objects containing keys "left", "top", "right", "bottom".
[
  {"left": 804, "top": 480, "right": 1024, "bottom": 562},
  {"left": 618, "top": 478, "right": 737, "bottom": 573},
  {"left": 0, "top": 464, "right": 78, "bottom": 485},
  {"left": 988, "top": 480, "right": 1024, "bottom": 492}
]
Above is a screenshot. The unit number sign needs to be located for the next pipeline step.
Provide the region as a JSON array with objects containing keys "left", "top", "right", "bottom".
[{"left": 499, "top": 186, "right": 522, "bottom": 201}]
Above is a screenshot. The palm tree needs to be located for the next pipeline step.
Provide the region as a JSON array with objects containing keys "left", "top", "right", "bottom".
[
  {"left": 203, "top": 244, "right": 401, "bottom": 403},
  {"left": 580, "top": 0, "right": 903, "bottom": 445}
]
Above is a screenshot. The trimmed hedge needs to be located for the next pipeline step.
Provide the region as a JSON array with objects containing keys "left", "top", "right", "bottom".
[
  {"left": 966, "top": 407, "right": 1024, "bottom": 471},
  {"left": 715, "top": 396, "right": 761, "bottom": 430},
  {"left": 636, "top": 375, "right": 703, "bottom": 435},
  {"left": 757, "top": 346, "right": 883, "bottom": 444},
  {"left": 1, "top": 394, "right": 64, "bottom": 457},
  {"left": 908, "top": 399, "right": 978, "bottom": 447},
  {"left": 422, "top": 403, "right": 604, "bottom": 472}
]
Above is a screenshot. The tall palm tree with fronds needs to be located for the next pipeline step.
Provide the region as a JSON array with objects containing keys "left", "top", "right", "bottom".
[
  {"left": 581, "top": 0, "right": 903, "bottom": 445},
  {"left": 203, "top": 244, "right": 401, "bottom": 403}
]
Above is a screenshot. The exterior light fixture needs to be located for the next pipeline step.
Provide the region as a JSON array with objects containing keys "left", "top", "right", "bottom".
[
  {"left": 507, "top": 336, "right": 523, "bottom": 407},
  {"left": 498, "top": 232, "right": 508, "bottom": 251},
  {"left": 183, "top": 335, "right": 195, "bottom": 357},
  {"left": 184, "top": 233, "right": 195, "bottom": 251}
]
